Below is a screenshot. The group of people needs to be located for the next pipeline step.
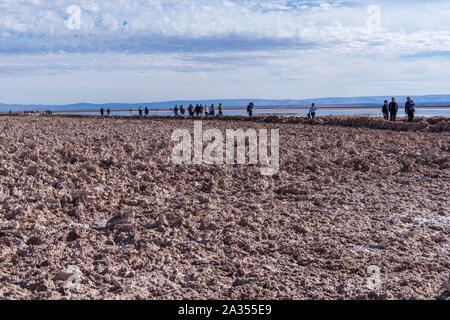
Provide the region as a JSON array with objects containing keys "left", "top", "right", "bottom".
[
  {"left": 100, "top": 108, "right": 111, "bottom": 116},
  {"left": 173, "top": 103, "right": 225, "bottom": 117},
  {"left": 100, "top": 102, "right": 255, "bottom": 117},
  {"left": 97, "top": 97, "right": 418, "bottom": 121},
  {"left": 306, "top": 97, "right": 417, "bottom": 121},
  {"left": 382, "top": 97, "right": 416, "bottom": 122}
]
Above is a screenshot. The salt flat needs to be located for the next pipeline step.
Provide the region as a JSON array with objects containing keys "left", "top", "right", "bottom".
[{"left": 0, "top": 116, "right": 448, "bottom": 300}]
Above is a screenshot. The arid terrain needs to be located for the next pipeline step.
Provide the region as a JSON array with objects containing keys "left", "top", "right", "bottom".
[{"left": 0, "top": 115, "right": 449, "bottom": 300}]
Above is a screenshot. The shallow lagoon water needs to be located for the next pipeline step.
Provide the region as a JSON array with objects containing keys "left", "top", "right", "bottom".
[{"left": 59, "top": 108, "right": 450, "bottom": 117}]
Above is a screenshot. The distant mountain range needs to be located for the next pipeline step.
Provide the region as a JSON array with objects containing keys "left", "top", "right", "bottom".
[{"left": 1, "top": 95, "right": 450, "bottom": 112}]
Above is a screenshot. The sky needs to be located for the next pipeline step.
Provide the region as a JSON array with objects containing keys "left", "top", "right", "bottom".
[{"left": 0, "top": 0, "right": 449, "bottom": 104}]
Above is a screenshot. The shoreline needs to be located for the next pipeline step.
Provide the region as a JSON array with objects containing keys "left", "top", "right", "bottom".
[
  {"left": 1, "top": 105, "right": 450, "bottom": 114},
  {"left": 1, "top": 113, "right": 448, "bottom": 133}
]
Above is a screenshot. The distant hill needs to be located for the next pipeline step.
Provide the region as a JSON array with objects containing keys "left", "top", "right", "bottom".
[{"left": 1, "top": 95, "right": 450, "bottom": 112}]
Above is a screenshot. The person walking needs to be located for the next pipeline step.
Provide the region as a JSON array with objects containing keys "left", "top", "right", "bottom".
[
  {"left": 308, "top": 103, "right": 317, "bottom": 119},
  {"left": 382, "top": 100, "right": 389, "bottom": 120},
  {"left": 389, "top": 98, "right": 398, "bottom": 121},
  {"left": 405, "top": 97, "right": 416, "bottom": 122},
  {"left": 247, "top": 102, "right": 254, "bottom": 117},
  {"left": 218, "top": 103, "right": 224, "bottom": 116},
  {"left": 180, "top": 105, "right": 185, "bottom": 116}
]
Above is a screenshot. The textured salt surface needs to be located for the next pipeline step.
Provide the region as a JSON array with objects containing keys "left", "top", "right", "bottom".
[{"left": 0, "top": 116, "right": 448, "bottom": 300}]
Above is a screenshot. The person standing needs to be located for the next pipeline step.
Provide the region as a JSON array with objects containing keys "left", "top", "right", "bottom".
[
  {"left": 389, "top": 98, "right": 398, "bottom": 122},
  {"left": 382, "top": 100, "right": 389, "bottom": 120},
  {"left": 139, "top": 106, "right": 143, "bottom": 116},
  {"left": 308, "top": 103, "right": 317, "bottom": 119},
  {"left": 180, "top": 105, "right": 185, "bottom": 116},
  {"left": 204, "top": 105, "right": 209, "bottom": 117},
  {"left": 218, "top": 103, "right": 224, "bottom": 116},
  {"left": 188, "top": 104, "right": 194, "bottom": 116},
  {"left": 209, "top": 104, "right": 215, "bottom": 116},
  {"left": 247, "top": 102, "right": 254, "bottom": 117},
  {"left": 405, "top": 97, "right": 416, "bottom": 122},
  {"left": 173, "top": 105, "right": 179, "bottom": 116},
  {"left": 145, "top": 107, "right": 149, "bottom": 116},
  {"left": 195, "top": 104, "right": 201, "bottom": 116},
  {"left": 107, "top": 108, "right": 111, "bottom": 116},
  {"left": 100, "top": 107, "right": 105, "bottom": 116}
]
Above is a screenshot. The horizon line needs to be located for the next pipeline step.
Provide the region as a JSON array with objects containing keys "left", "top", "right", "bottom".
[{"left": 1, "top": 93, "right": 450, "bottom": 107}]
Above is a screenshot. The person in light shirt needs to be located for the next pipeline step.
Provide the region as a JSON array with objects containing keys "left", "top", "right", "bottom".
[{"left": 308, "top": 103, "right": 317, "bottom": 119}]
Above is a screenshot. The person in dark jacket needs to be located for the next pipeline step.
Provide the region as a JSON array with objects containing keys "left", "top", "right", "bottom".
[
  {"left": 173, "top": 105, "right": 179, "bottom": 116},
  {"left": 188, "top": 104, "right": 194, "bottom": 116},
  {"left": 405, "top": 97, "right": 416, "bottom": 122},
  {"left": 180, "top": 105, "right": 185, "bottom": 115},
  {"left": 107, "top": 108, "right": 111, "bottom": 116},
  {"left": 144, "top": 107, "right": 149, "bottom": 116},
  {"left": 382, "top": 100, "right": 389, "bottom": 120},
  {"left": 247, "top": 102, "right": 254, "bottom": 117},
  {"left": 100, "top": 107, "right": 105, "bottom": 116},
  {"left": 195, "top": 104, "right": 201, "bottom": 116},
  {"left": 389, "top": 98, "right": 398, "bottom": 121}
]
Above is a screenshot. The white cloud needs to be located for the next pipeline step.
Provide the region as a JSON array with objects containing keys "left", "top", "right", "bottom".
[
  {"left": 0, "top": 0, "right": 449, "bottom": 56},
  {"left": 0, "top": 0, "right": 449, "bottom": 103}
]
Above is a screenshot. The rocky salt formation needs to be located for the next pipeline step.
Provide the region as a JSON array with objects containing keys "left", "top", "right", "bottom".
[{"left": 0, "top": 116, "right": 448, "bottom": 300}]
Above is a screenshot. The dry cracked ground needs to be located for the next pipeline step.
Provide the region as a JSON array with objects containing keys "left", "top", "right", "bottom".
[{"left": 0, "top": 115, "right": 449, "bottom": 300}]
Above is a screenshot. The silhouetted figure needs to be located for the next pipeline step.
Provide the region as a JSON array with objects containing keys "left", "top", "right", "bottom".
[
  {"left": 188, "top": 104, "right": 194, "bottom": 116},
  {"left": 100, "top": 108, "right": 105, "bottom": 116},
  {"left": 389, "top": 98, "right": 398, "bottom": 122},
  {"left": 382, "top": 100, "right": 389, "bottom": 120},
  {"left": 180, "top": 105, "right": 185, "bottom": 115},
  {"left": 173, "top": 105, "right": 179, "bottom": 116},
  {"left": 145, "top": 107, "right": 149, "bottom": 116},
  {"left": 405, "top": 97, "right": 416, "bottom": 122},
  {"left": 247, "top": 102, "right": 254, "bottom": 117},
  {"left": 139, "top": 106, "right": 143, "bottom": 116},
  {"left": 107, "top": 108, "right": 111, "bottom": 116},
  {"left": 195, "top": 104, "right": 201, "bottom": 116}
]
